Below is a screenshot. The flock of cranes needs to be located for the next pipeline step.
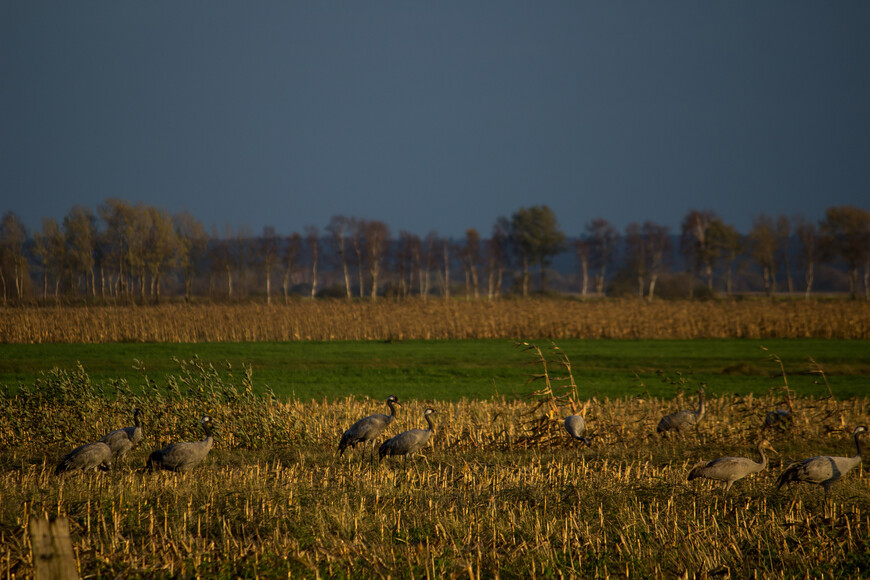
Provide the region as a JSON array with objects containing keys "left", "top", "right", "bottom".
[
  {"left": 56, "top": 410, "right": 214, "bottom": 475},
  {"left": 54, "top": 392, "right": 867, "bottom": 499}
]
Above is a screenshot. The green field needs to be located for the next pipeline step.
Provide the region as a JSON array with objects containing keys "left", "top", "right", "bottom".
[{"left": 1, "top": 338, "right": 868, "bottom": 400}]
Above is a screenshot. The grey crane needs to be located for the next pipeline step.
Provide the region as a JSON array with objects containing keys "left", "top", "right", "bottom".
[
  {"left": 338, "top": 395, "right": 400, "bottom": 460},
  {"left": 564, "top": 415, "right": 592, "bottom": 447},
  {"left": 688, "top": 439, "right": 777, "bottom": 494},
  {"left": 776, "top": 425, "right": 867, "bottom": 497},
  {"left": 657, "top": 387, "right": 705, "bottom": 436},
  {"left": 55, "top": 441, "right": 113, "bottom": 475},
  {"left": 100, "top": 408, "right": 143, "bottom": 461},
  {"left": 147, "top": 416, "right": 214, "bottom": 472},
  {"left": 378, "top": 407, "right": 436, "bottom": 467}
]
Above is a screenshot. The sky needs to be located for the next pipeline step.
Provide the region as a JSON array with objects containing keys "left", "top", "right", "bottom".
[{"left": 2, "top": 2, "right": 869, "bottom": 240}]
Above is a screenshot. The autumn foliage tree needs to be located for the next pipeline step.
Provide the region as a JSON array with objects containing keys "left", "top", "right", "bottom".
[
  {"left": 680, "top": 209, "right": 719, "bottom": 297},
  {"left": 749, "top": 215, "right": 778, "bottom": 296},
  {"left": 509, "top": 205, "right": 565, "bottom": 295}
]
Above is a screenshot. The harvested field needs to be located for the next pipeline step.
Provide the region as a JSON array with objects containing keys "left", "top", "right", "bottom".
[
  {"left": 2, "top": 298, "right": 870, "bottom": 343},
  {"left": 1, "top": 359, "right": 869, "bottom": 578}
]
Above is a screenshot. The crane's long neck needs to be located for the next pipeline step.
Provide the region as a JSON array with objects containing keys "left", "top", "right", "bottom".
[
  {"left": 757, "top": 445, "right": 769, "bottom": 470},
  {"left": 424, "top": 414, "right": 435, "bottom": 433},
  {"left": 134, "top": 411, "right": 141, "bottom": 428},
  {"left": 854, "top": 432, "right": 865, "bottom": 459},
  {"left": 696, "top": 392, "right": 705, "bottom": 419},
  {"left": 202, "top": 422, "right": 213, "bottom": 443},
  {"left": 386, "top": 400, "right": 398, "bottom": 422}
]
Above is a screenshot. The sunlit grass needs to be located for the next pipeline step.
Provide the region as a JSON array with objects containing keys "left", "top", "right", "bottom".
[{"left": 2, "top": 357, "right": 869, "bottom": 578}]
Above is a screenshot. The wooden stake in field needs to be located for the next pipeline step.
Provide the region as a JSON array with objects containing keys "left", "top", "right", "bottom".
[{"left": 29, "top": 516, "right": 79, "bottom": 580}]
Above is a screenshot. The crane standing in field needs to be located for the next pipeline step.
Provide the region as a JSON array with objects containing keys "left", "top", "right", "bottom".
[
  {"left": 564, "top": 414, "right": 592, "bottom": 446},
  {"left": 563, "top": 399, "right": 592, "bottom": 447},
  {"left": 55, "top": 441, "right": 113, "bottom": 475},
  {"left": 657, "top": 387, "right": 705, "bottom": 437},
  {"left": 379, "top": 407, "right": 436, "bottom": 467},
  {"left": 338, "top": 395, "right": 400, "bottom": 461},
  {"left": 100, "top": 408, "right": 143, "bottom": 462},
  {"left": 776, "top": 425, "right": 866, "bottom": 498},
  {"left": 688, "top": 439, "right": 777, "bottom": 495},
  {"left": 147, "top": 416, "right": 214, "bottom": 472}
]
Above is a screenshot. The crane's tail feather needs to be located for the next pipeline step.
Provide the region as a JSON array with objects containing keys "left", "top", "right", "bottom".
[{"left": 775, "top": 463, "right": 800, "bottom": 489}]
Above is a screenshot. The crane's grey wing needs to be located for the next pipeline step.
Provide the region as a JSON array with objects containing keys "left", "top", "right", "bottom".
[
  {"left": 353, "top": 414, "right": 390, "bottom": 438},
  {"left": 777, "top": 456, "right": 839, "bottom": 487},
  {"left": 101, "top": 428, "right": 136, "bottom": 455},
  {"left": 340, "top": 414, "right": 390, "bottom": 451},
  {"left": 56, "top": 442, "right": 112, "bottom": 474},
  {"left": 380, "top": 428, "right": 431, "bottom": 457},
  {"left": 693, "top": 457, "right": 759, "bottom": 481},
  {"left": 149, "top": 440, "right": 212, "bottom": 472},
  {"left": 564, "top": 415, "right": 586, "bottom": 438}
]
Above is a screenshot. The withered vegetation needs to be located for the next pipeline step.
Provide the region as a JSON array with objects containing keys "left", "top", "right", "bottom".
[{"left": 1, "top": 348, "right": 869, "bottom": 578}]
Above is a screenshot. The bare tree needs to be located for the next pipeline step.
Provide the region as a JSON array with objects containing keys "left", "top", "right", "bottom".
[
  {"left": 624, "top": 223, "right": 646, "bottom": 297},
  {"left": 586, "top": 218, "right": 619, "bottom": 296},
  {"left": 326, "top": 216, "right": 353, "bottom": 299},
  {"left": 574, "top": 238, "right": 590, "bottom": 298},
  {"left": 680, "top": 209, "right": 719, "bottom": 296},
  {"left": 776, "top": 215, "right": 794, "bottom": 295},
  {"left": 438, "top": 237, "right": 453, "bottom": 299},
  {"left": 462, "top": 229, "right": 481, "bottom": 299},
  {"left": 98, "top": 198, "right": 136, "bottom": 299},
  {"left": 234, "top": 226, "right": 253, "bottom": 300},
  {"left": 259, "top": 226, "right": 280, "bottom": 305},
  {"left": 420, "top": 232, "right": 437, "bottom": 299},
  {"left": 306, "top": 226, "right": 320, "bottom": 299},
  {"left": 63, "top": 205, "right": 98, "bottom": 298},
  {"left": 0, "top": 211, "right": 28, "bottom": 304},
  {"left": 33, "top": 218, "right": 64, "bottom": 302},
  {"left": 142, "top": 206, "right": 178, "bottom": 303},
  {"left": 396, "top": 231, "right": 420, "bottom": 299},
  {"left": 749, "top": 214, "right": 778, "bottom": 295},
  {"left": 486, "top": 221, "right": 507, "bottom": 299},
  {"left": 350, "top": 218, "right": 366, "bottom": 298},
  {"left": 208, "top": 225, "right": 235, "bottom": 299},
  {"left": 406, "top": 231, "right": 422, "bottom": 298},
  {"left": 708, "top": 219, "right": 741, "bottom": 295},
  {"left": 642, "top": 221, "right": 671, "bottom": 301},
  {"left": 282, "top": 232, "right": 302, "bottom": 303},
  {"left": 362, "top": 220, "right": 390, "bottom": 300},
  {"left": 819, "top": 205, "right": 870, "bottom": 299},
  {"left": 174, "top": 211, "right": 209, "bottom": 303},
  {"left": 794, "top": 215, "right": 818, "bottom": 299}
]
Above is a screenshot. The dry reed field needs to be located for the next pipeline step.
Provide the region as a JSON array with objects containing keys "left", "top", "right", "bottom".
[
  {"left": 1, "top": 354, "right": 869, "bottom": 578},
  {"left": 2, "top": 298, "right": 870, "bottom": 343}
]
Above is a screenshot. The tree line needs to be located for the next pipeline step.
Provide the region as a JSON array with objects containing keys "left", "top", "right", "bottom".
[{"left": 0, "top": 199, "right": 869, "bottom": 305}]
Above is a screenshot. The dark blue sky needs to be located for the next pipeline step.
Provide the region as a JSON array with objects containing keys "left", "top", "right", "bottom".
[{"left": 2, "top": 2, "right": 869, "bottom": 239}]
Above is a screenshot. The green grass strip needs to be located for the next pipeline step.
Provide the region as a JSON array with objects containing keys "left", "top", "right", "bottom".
[{"left": 1, "top": 338, "right": 867, "bottom": 401}]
